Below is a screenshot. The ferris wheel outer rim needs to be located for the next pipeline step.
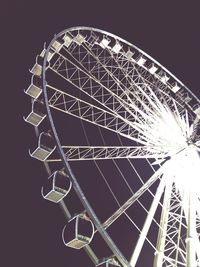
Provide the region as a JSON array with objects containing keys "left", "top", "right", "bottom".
[
  {"left": 42, "top": 27, "right": 132, "bottom": 267},
  {"left": 48, "top": 26, "right": 199, "bottom": 104},
  {"left": 41, "top": 26, "right": 199, "bottom": 267}
]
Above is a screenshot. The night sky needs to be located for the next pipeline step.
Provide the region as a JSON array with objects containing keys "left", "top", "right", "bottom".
[{"left": 2, "top": 1, "right": 200, "bottom": 267}]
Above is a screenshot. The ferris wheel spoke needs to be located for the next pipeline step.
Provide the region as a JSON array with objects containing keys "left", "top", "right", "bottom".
[
  {"left": 47, "top": 84, "right": 159, "bottom": 146},
  {"left": 150, "top": 191, "right": 187, "bottom": 267},
  {"left": 101, "top": 165, "right": 166, "bottom": 231},
  {"left": 180, "top": 191, "right": 200, "bottom": 264},
  {"left": 153, "top": 183, "right": 200, "bottom": 266},
  {"left": 48, "top": 65, "right": 144, "bottom": 128},
  {"left": 67, "top": 32, "right": 149, "bottom": 96},
  {"left": 50, "top": 52, "right": 142, "bottom": 122},
  {"left": 85, "top": 43, "right": 166, "bottom": 113},
  {"left": 73, "top": 38, "right": 171, "bottom": 112},
  {"left": 47, "top": 145, "right": 167, "bottom": 162},
  {"left": 61, "top": 39, "right": 184, "bottom": 132},
  {"left": 48, "top": 85, "right": 181, "bottom": 155},
  {"left": 65, "top": 32, "right": 135, "bottom": 100},
  {"left": 49, "top": 62, "right": 180, "bottom": 152},
  {"left": 130, "top": 173, "right": 167, "bottom": 267},
  {"left": 62, "top": 35, "right": 166, "bottom": 120},
  {"left": 59, "top": 145, "right": 166, "bottom": 161},
  {"left": 103, "top": 50, "right": 185, "bottom": 114}
]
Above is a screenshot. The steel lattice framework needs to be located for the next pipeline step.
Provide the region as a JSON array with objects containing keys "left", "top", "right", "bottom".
[{"left": 25, "top": 27, "right": 200, "bottom": 267}]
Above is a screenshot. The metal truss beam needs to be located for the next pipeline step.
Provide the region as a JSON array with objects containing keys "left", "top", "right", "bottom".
[
  {"left": 59, "top": 146, "right": 165, "bottom": 161},
  {"left": 47, "top": 85, "right": 143, "bottom": 143}
]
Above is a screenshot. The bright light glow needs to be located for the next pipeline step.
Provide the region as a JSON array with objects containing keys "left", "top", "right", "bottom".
[
  {"left": 129, "top": 84, "right": 200, "bottom": 194},
  {"left": 162, "top": 145, "right": 200, "bottom": 195},
  {"left": 130, "top": 85, "right": 194, "bottom": 156},
  {"left": 129, "top": 84, "right": 200, "bottom": 266}
]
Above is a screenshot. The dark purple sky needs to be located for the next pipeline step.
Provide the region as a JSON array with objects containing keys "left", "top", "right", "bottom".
[{"left": 2, "top": 1, "right": 200, "bottom": 266}]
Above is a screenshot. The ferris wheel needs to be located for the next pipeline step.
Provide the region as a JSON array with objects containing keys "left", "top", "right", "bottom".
[{"left": 24, "top": 27, "right": 200, "bottom": 267}]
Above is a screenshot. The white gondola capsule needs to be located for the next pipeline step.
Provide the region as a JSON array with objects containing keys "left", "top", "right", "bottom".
[
  {"left": 63, "top": 34, "right": 73, "bottom": 48},
  {"left": 62, "top": 214, "right": 94, "bottom": 249},
  {"left": 175, "top": 88, "right": 191, "bottom": 103},
  {"left": 39, "top": 48, "right": 55, "bottom": 62},
  {"left": 74, "top": 34, "right": 85, "bottom": 45},
  {"left": 30, "top": 63, "right": 42, "bottom": 76},
  {"left": 99, "top": 37, "right": 110, "bottom": 48},
  {"left": 47, "top": 49, "right": 55, "bottom": 62},
  {"left": 30, "top": 56, "right": 44, "bottom": 77},
  {"left": 40, "top": 48, "right": 46, "bottom": 58},
  {"left": 24, "top": 99, "right": 46, "bottom": 126},
  {"left": 51, "top": 40, "right": 63, "bottom": 52},
  {"left": 30, "top": 132, "right": 56, "bottom": 161},
  {"left": 125, "top": 49, "right": 134, "bottom": 60},
  {"left": 171, "top": 82, "right": 181, "bottom": 93},
  {"left": 148, "top": 63, "right": 158, "bottom": 74},
  {"left": 96, "top": 258, "right": 120, "bottom": 267},
  {"left": 136, "top": 55, "right": 146, "bottom": 66},
  {"left": 25, "top": 75, "right": 42, "bottom": 99},
  {"left": 159, "top": 72, "right": 170, "bottom": 84},
  {"left": 42, "top": 170, "right": 72, "bottom": 203},
  {"left": 25, "top": 82, "right": 42, "bottom": 99},
  {"left": 112, "top": 42, "right": 122, "bottom": 53}
]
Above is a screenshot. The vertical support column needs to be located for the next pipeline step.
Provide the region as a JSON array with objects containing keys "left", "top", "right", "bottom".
[
  {"left": 130, "top": 176, "right": 166, "bottom": 267},
  {"left": 186, "top": 190, "right": 196, "bottom": 267},
  {"left": 153, "top": 178, "right": 173, "bottom": 267}
]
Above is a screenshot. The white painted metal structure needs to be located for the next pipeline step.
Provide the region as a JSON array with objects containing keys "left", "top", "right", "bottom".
[{"left": 25, "top": 27, "right": 200, "bottom": 267}]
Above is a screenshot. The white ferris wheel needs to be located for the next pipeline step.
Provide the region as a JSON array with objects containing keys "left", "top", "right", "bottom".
[{"left": 24, "top": 27, "right": 200, "bottom": 267}]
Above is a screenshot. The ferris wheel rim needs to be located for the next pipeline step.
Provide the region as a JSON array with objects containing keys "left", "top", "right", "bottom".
[
  {"left": 40, "top": 26, "right": 200, "bottom": 266},
  {"left": 42, "top": 27, "right": 134, "bottom": 267},
  {"left": 47, "top": 25, "right": 199, "bottom": 104}
]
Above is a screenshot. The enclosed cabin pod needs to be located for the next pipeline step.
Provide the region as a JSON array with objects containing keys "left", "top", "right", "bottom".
[
  {"left": 99, "top": 36, "right": 111, "bottom": 49},
  {"left": 30, "top": 55, "right": 44, "bottom": 77},
  {"left": 30, "top": 132, "right": 55, "bottom": 161},
  {"left": 25, "top": 46, "right": 54, "bottom": 99},
  {"left": 111, "top": 41, "right": 122, "bottom": 54},
  {"left": 63, "top": 34, "right": 73, "bottom": 48},
  {"left": 158, "top": 71, "right": 170, "bottom": 84},
  {"left": 148, "top": 63, "right": 158, "bottom": 74},
  {"left": 74, "top": 34, "right": 85, "bottom": 45},
  {"left": 96, "top": 258, "right": 120, "bottom": 267},
  {"left": 25, "top": 75, "right": 43, "bottom": 99},
  {"left": 171, "top": 82, "right": 181, "bottom": 94},
  {"left": 46, "top": 49, "right": 55, "bottom": 62},
  {"left": 42, "top": 170, "right": 72, "bottom": 203},
  {"left": 136, "top": 55, "right": 146, "bottom": 66},
  {"left": 40, "top": 47, "right": 55, "bottom": 62},
  {"left": 62, "top": 214, "right": 94, "bottom": 249},
  {"left": 124, "top": 49, "right": 134, "bottom": 60},
  {"left": 175, "top": 87, "right": 192, "bottom": 104},
  {"left": 24, "top": 99, "right": 46, "bottom": 126},
  {"left": 51, "top": 39, "right": 63, "bottom": 53}
]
